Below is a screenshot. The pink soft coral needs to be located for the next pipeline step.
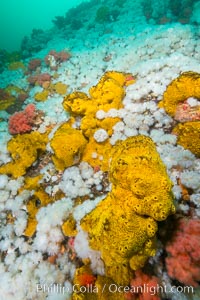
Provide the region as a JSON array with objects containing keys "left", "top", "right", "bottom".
[
  {"left": 8, "top": 104, "right": 36, "bottom": 135},
  {"left": 125, "top": 270, "right": 160, "bottom": 300},
  {"left": 166, "top": 218, "right": 200, "bottom": 287}
]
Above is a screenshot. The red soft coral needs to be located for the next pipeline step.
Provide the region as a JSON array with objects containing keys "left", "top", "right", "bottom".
[
  {"left": 44, "top": 50, "right": 71, "bottom": 70},
  {"left": 27, "top": 73, "right": 51, "bottom": 86},
  {"left": 28, "top": 58, "right": 42, "bottom": 71},
  {"left": 125, "top": 270, "right": 160, "bottom": 300},
  {"left": 165, "top": 218, "right": 200, "bottom": 287},
  {"left": 8, "top": 104, "right": 36, "bottom": 135},
  {"left": 57, "top": 50, "right": 71, "bottom": 62}
]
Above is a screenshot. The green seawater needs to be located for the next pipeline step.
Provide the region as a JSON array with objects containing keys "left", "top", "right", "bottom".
[{"left": 0, "top": 0, "right": 83, "bottom": 51}]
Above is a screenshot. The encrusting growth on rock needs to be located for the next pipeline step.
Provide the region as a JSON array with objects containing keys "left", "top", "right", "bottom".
[
  {"left": 0, "top": 131, "right": 48, "bottom": 178},
  {"left": 61, "top": 71, "right": 135, "bottom": 171},
  {"left": 173, "top": 121, "right": 200, "bottom": 157},
  {"left": 80, "top": 136, "right": 175, "bottom": 286},
  {"left": 159, "top": 71, "right": 200, "bottom": 157},
  {"left": 159, "top": 71, "right": 200, "bottom": 117},
  {"left": 50, "top": 123, "right": 87, "bottom": 171}
]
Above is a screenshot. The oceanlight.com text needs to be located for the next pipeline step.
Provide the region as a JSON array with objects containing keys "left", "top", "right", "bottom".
[{"left": 107, "top": 283, "right": 194, "bottom": 295}]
